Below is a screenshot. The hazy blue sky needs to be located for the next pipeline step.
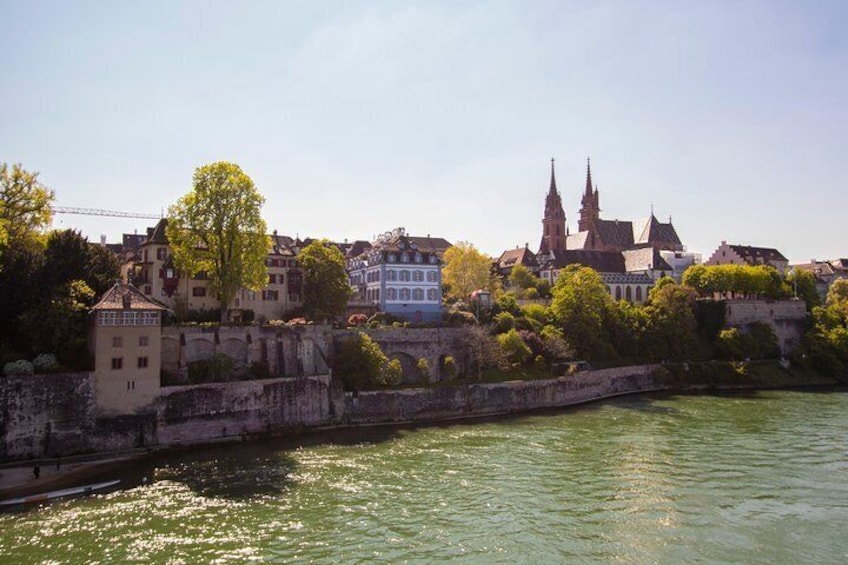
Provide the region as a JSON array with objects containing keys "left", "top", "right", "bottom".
[{"left": 2, "top": 1, "right": 846, "bottom": 262}]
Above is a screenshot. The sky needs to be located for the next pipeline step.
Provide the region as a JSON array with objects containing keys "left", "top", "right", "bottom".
[{"left": 2, "top": 0, "right": 846, "bottom": 263}]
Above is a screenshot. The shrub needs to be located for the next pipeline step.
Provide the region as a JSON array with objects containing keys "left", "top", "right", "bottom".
[
  {"left": 187, "top": 353, "right": 234, "bottom": 383},
  {"left": 383, "top": 358, "right": 403, "bottom": 386},
  {"left": 441, "top": 355, "right": 458, "bottom": 379},
  {"left": 33, "top": 353, "right": 59, "bottom": 372},
  {"left": 417, "top": 357, "right": 431, "bottom": 380},
  {"left": 4, "top": 360, "right": 35, "bottom": 377},
  {"left": 247, "top": 361, "right": 271, "bottom": 380},
  {"left": 493, "top": 311, "right": 515, "bottom": 334},
  {"left": 497, "top": 328, "right": 532, "bottom": 366},
  {"left": 333, "top": 332, "right": 389, "bottom": 391}
]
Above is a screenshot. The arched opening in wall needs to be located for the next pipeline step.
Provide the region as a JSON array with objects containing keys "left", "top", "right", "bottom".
[
  {"left": 615, "top": 286, "right": 622, "bottom": 301},
  {"left": 625, "top": 286, "right": 633, "bottom": 302},
  {"left": 184, "top": 338, "right": 214, "bottom": 364},
  {"left": 389, "top": 352, "right": 420, "bottom": 385},
  {"left": 221, "top": 337, "right": 248, "bottom": 376},
  {"left": 438, "top": 354, "right": 458, "bottom": 381}
]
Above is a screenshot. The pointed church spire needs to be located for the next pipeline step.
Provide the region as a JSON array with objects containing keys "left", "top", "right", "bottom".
[
  {"left": 549, "top": 157, "right": 557, "bottom": 194},
  {"left": 585, "top": 157, "right": 593, "bottom": 196}
]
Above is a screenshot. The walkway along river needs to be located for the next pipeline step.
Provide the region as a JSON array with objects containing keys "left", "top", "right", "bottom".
[{"left": 1, "top": 387, "right": 847, "bottom": 563}]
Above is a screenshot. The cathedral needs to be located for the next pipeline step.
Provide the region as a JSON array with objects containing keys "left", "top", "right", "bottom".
[
  {"left": 496, "top": 158, "right": 697, "bottom": 303},
  {"left": 538, "top": 158, "right": 683, "bottom": 257}
]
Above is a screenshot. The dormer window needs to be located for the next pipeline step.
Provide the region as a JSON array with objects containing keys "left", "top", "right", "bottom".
[
  {"left": 414, "top": 252, "right": 423, "bottom": 263},
  {"left": 401, "top": 253, "right": 409, "bottom": 263},
  {"left": 388, "top": 253, "right": 397, "bottom": 263},
  {"left": 429, "top": 255, "right": 438, "bottom": 264}
]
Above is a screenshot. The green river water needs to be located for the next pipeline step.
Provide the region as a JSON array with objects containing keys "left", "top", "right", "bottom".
[{"left": 1, "top": 389, "right": 847, "bottom": 564}]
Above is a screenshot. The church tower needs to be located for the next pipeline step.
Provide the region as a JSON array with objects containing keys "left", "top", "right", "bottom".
[
  {"left": 578, "top": 158, "right": 600, "bottom": 232},
  {"left": 539, "top": 158, "right": 567, "bottom": 255}
]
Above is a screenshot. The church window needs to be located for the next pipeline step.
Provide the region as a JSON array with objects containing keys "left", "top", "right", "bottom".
[
  {"left": 615, "top": 286, "right": 622, "bottom": 301},
  {"left": 636, "top": 287, "right": 643, "bottom": 302},
  {"left": 626, "top": 286, "right": 633, "bottom": 302}
]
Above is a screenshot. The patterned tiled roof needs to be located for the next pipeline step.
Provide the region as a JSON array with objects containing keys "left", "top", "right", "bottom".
[
  {"left": 91, "top": 282, "right": 168, "bottom": 311},
  {"left": 622, "top": 247, "right": 673, "bottom": 273},
  {"left": 543, "top": 250, "right": 626, "bottom": 273},
  {"left": 601, "top": 272, "right": 654, "bottom": 285},
  {"left": 632, "top": 215, "right": 682, "bottom": 247},
  {"left": 565, "top": 232, "right": 588, "bottom": 249},
  {"left": 595, "top": 219, "right": 635, "bottom": 249},
  {"left": 729, "top": 244, "right": 788, "bottom": 264}
]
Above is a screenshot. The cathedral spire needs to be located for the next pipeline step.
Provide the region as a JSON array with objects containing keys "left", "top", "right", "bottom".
[
  {"left": 585, "top": 157, "right": 593, "bottom": 196},
  {"left": 549, "top": 157, "right": 557, "bottom": 194}
]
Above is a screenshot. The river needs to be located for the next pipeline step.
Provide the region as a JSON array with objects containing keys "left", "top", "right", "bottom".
[{"left": 2, "top": 389, "right": 847, "bottom": 563}]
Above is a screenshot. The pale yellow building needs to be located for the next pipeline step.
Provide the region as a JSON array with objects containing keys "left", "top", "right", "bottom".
[
  {"left": 127, "top": 219, "right": 305, "bottom": 321},
  {"left": 90, "top": 283, "right": 166, "bottom": 414}
]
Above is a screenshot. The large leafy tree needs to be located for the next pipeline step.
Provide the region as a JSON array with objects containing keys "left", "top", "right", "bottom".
[
  {"left": 442, "top": 241, "right": 491, "bottom": 302},
  {"left": 0, "top": 162, "right": 55, "bottom": 252},
  {"left": 549, "top": 265, "right": 618, "bottom": 360},
  {"left": 299, "top": 239, "right": 351, "bottom": 321},
  {"left": 166, "top": 162, "right": 269, "bottom": 322}
]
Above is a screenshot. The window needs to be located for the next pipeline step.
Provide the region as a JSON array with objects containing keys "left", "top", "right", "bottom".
[
  {"left": 269, "top": 274, "right": 276, "bottom": 284},
  {"left": 138, "top": 357, "right": 148, "bottom": 368},
  {"left": 427, "top": 271, "right": 437, "bottom": 282},
  {"left": 400, "top": 270, "right": 411, "bottom": 282},
  {"left": 263, "top": 290, "right": 279, "bottom": 301},
  {"left": 144, "top": 285, "right": 152, "bottom": 295},
  {"left": 388, "top": 253, "right": 397, "bottom": 263},
  {"left": 413, "top": 288, "right": 424, "bottom": 301},
  {"left": 111, "top": 358, "right": 123, "bottom": 370},
  {"left": 427, "top": 288, "right": 437, "bottom": 301},
  {"left": 615, "top": 286, "right": 622, "bottom": 301},
  {"left": 401, "top": 253, "right": 409, "bottom": 263},
  {"left": 289, "top": 292, "right": 301, "bottom": 302},
  {"left": 139, "top": 336, "right": 149, "bottom": 347},
  {"left": 387, "top": 270, "right": 397, "bottom": 281},
  {"left": 127, "top": 380, "right": 135, "bottom": 390},
  {"left": 387, "top": 288, "right": 397, "bottom": 300},
  {"left": 415, "top": 252, "right": 423, "bottom": 263},
  {"left": 165, "top": 268, "right": 175, "bottom": 279},
  {"left": 157, "top": 247, "right": 166, "bottom": 260},
  {"left": 400, "top": 288, "right": 410, "bottom": 301},
  {"left": 413, "top": 271, "right": 424, "bottom": 282},
  {"left": 192, "top": 287, "right": 207, "bottom": 297},
  {"left": 636, "top": 287, "right": 643, "bottom": 302},
  {"left": 429, "top": 255, "right": 438, "bottom": 264},
  {"left": 625, "top": 286, "right": 632, "bottom": 302},
  {"left": 277, "top": 273, "right": 284, "bottom": 285},
  {"left": 112, "top": 336, "right": 123, "bottom": 348}
]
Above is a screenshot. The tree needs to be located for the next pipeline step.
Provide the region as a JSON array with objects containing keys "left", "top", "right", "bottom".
[
  {"left": 497, "top": 328, "right": 532, "bottom": 366},
  {"left": 641, "top": 282, "right": 700, "bottom": 361},
  {"left": 442, "top": 242, "right": 492, "bottom": 303},
  {"left": 166, "top": 162, "right": 269, "bottom": 322},
  {"left": 785, "top": 269, "right": 820, "bottom": 311},
  {"left": 332, "top": 332, "right": 393, "bottom": 390},
  {"left": 549, "top": 265, "right": 618, "bottom": 360},
  {"left": 298, "top": 239, "right": 351, "bottom": 321},
  {"left": 0, "top": 163, "right": 55, "bottom": 251}
]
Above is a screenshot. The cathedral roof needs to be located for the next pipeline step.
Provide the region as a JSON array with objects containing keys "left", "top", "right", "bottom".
[
  {"left": 622, "top": 247, "right": 674, "bottom": 273},
  {"left": 565, "top": 232, "right": 588, "bottom": 249},
  {"left": 632, "top": 215, "right": 682, "bottom": 247},
  {"left": 542, "top": 250, "right": 626, "bottom": 273},
  {"left": 595, "top": 219, "right": 635, "bottom": 249}
]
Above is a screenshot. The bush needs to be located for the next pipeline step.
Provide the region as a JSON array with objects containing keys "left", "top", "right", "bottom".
[
  {"left": 4, "top": 360, "right": 35, "bottom": 376},
  {"left": 33, "top": 353, "right": 59, "bottom": 372},
  {"left": 383, "top": 359, "right": 403, "bottom": 386},
  {"left": 493, "top": 311, "right": 515, "bottom": 334},
  {"left": 247, "top": 361, "right": 271, "bottom": 380},
  {"left": 333, "top": 332, "right": 390, "bottom": 391},
  {"left": 497, "top": 328, "right": 532, "bottom": 366},
  {"left": 443, "top": 310, "right": 478, "bottom": 327},
  {"left": 441, "top": 355, "right": 458, "bottom": 379},
  {"left": 368, "top": 312, "right": 403, "bottom": 326},
  {"left": 417, "top": 357, "right": 431, "bottom": 380},
  {"left": 186, "top": 353, "right": 234, "bottom": 383}
]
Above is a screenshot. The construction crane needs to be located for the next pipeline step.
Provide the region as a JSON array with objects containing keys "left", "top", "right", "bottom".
[{"left": 52, "top": 206, "right": 162, "bottom": 220}]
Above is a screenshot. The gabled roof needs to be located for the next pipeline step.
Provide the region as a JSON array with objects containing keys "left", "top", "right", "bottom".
[
  {"left": 497, "top": 247, "right": 538, "bottom": 269},
  {"left": 632, "top": 215, "right": 682, "bottom": 247},
  {"left": 543, "top": 250, "right": 626, "bottom": 273},
  {"left": 622, "top": 247, "right": 673, "bottom": 273},
  {"left": 145, "top": 218, "right": 169, "bottom": 245},
  {"left": 91, "top": 282, "right": 168, "bottom": 311},
  {"left": 595, "top": 219, "right": 635, "bottom": 249},
  {"left": 565, "top": 231, "right": 588, "bottom": 249},
  {"left": 729, "top": 244, "right": 788, "bottom": 264}
]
